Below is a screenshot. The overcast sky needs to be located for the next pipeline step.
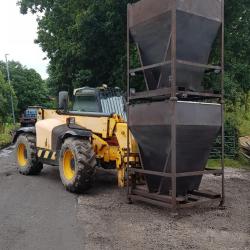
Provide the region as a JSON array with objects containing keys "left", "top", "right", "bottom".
[{"left": 0, "top": 0, "right": 48, "bottom": 79}]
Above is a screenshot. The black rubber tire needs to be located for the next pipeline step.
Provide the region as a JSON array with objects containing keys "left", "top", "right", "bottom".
[
  {"left": 59, "top": 138, "right": 96, "bottom": 193},
  {"left": 15, "top": 134, "right": 43, "bottom": 175}
]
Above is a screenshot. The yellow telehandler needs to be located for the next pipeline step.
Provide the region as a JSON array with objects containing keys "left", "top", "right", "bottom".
[{"left": 13, "top": 86, "right": 139, "bottom": 192}]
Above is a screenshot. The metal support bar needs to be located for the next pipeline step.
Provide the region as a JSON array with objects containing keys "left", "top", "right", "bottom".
[
  {"left": 157, "top": 33, "right": 172, "bottom": 88},
  {"left": 176, "top": 170, "right": 222, "bottom": 177},
  {"left": 128, "top": 194, "right": 173, "bottom": 208},
  {"left": 190, "top": 190, "right": 221, "bottom": 199},
  {"left": 170, "top": 0, "right": 177, "bottom": 212},
  {"left": 136, "top": 43, "right": 150, "bottom": 90},
  {"left": 178, "top": 197, "right": 221, "bottom": 208},
  {"left": 129, "top": 59, "right": 221, "bottom": 75},
  {"left": 220, "top": 0, "right": 225, "bottom": 207},
  {"left": 132, "top": 189, "right": 186, "bottom": 203},
  {"left": 129, "top": 88, "right": 222, "bottom": 101},
  {"left": 130, "top": 168, "right": 172, "bottom": 178},
  {"left": 179, "top": 91, "right": 221, "bottom": 98},
  {"left": 130, "top": 168, "right": 222, "bottom": 178},
  {"left": 129, "top": 87, "right": 172, "bottom": 99},
  {"left": 126, "top": 4, "right": 131, "bottom": 202},
  {"left": 128, "top": 192, "right": 221, "bottom": 209},
  {"left": 129, "top": 60, "right": 171, "bottom": 74},
  {"left": 176, "top": 59, "right": 222, "bottom": 70}
]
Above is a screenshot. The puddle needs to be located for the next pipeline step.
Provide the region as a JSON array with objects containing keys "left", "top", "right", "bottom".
[{"left": 0, "top": 145, "right": 15, "bottom": 158}]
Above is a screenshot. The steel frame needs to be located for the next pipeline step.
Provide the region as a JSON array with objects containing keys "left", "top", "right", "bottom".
[{"left": 126, "top": 0, "right": 225, "bottom": 212}]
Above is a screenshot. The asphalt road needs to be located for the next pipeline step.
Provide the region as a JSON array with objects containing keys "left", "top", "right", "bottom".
[
  {"left": 0, "top": 146, "right": 249, "bottom": 250},
  {"left": 0, "top": 146, "right": 85, "bottom": 250}
]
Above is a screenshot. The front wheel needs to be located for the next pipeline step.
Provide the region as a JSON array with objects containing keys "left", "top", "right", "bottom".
[
  {"left": 59, "top": 138, "right": 96, "bottom": 193},
  {"left": 16, "top": 134, "right": 43, "bottom": 175}
]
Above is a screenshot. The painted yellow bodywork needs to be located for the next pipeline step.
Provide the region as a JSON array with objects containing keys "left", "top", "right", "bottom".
[
  {"left": 115, "top": 123, "right": 138, "bottom": 153},
  {"left": 41, "top": 109, "right": 109, "bottom": 138},
  {"left": 36, "top": 108, "right": 139, "bottom": 187},
  {"left": 36, "top": 118, "right": 64, "bottom": 150}
]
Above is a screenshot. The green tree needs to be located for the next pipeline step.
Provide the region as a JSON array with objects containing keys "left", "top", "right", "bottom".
[
  {"left": 0, "top": 61, "right": 50, "bottom": 114},
  {"left": 225, "top": 0, "right": 250, "bottom": 110},
  {"left": 18, "top": 0, "right": 137, "bottom": 94},
  {"left": 0, "top": 71, "right": 17, "bottom": 124}
]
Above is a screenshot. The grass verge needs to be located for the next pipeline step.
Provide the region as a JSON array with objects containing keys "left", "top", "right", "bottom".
[
  {"left": 208, "top": 155, "right": 250, "bottom": 170},
  {"left": 0, "top": 124, "right": 18, "bottom": 149}
]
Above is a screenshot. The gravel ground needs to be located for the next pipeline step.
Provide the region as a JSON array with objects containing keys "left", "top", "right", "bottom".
[
  {"left": 0, "top": 146, "right": 249, "bottom": 250},
  {"left": 77, "top": 169, "right": 250, "bottom": 250}
]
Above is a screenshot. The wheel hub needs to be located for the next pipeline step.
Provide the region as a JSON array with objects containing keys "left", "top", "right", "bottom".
[
  {"left": 63, "top": 150, "right": 76, "bottom": 181},
  {"left": 17, "top": 143, "right": 28, "bottom": 167}
]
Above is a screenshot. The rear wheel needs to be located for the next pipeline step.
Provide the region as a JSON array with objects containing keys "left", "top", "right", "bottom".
[
  {"left": 16, "top": 134, "right": 43, "bottom": 175},
  {"left": 59, "top": 138, "right": 96, "bottom": 193}
]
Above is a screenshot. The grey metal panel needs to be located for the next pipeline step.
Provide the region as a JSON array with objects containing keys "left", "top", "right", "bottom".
[
  {"left": 177, "top": 0, "right": 222, "bottom": 22},
  {"left": 128, "top": 0, "right": 172, "bottom": 27},
  {"left": 130, "top": 101, "right": 221, "bottom": 126},
  {"left": 177, "top": 102, "right": 221, "bottom": 126},
  {"left": 129, "top": 0, "right": 222, "bottom": 27},
  {"left": 130, "top": 13, "right": 171, "bottom": 89}
]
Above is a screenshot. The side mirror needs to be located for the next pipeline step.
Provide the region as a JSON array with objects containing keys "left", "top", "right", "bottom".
[{"left": 58, "top": 91, "right": 69, "bottom": 112}]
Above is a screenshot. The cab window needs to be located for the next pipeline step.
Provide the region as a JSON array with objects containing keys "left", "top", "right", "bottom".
[{"left": 73, "top": 95, "right": 100, "bottom": 112}]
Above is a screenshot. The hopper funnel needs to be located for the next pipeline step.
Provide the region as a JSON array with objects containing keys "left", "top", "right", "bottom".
[
  {"left": 129, "top": 101, "right": 221, "bottom": 196},
  {"left": 128, "top": 0, "right": 222, "bottom": 91}
]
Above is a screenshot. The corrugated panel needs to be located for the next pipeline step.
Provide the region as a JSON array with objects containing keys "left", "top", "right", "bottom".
[{"left": 99, "top": 89, "right": 127, "bottom": 120}]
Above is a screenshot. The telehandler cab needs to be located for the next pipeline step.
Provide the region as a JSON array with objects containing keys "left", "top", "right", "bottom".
[{"left": 14, "top": 86, "right": 139, "bottom": 192}]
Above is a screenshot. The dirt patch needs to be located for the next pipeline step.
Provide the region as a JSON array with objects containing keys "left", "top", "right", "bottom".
[{"left": 77, "top": 168, "right": 250, "bottom": 250}]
